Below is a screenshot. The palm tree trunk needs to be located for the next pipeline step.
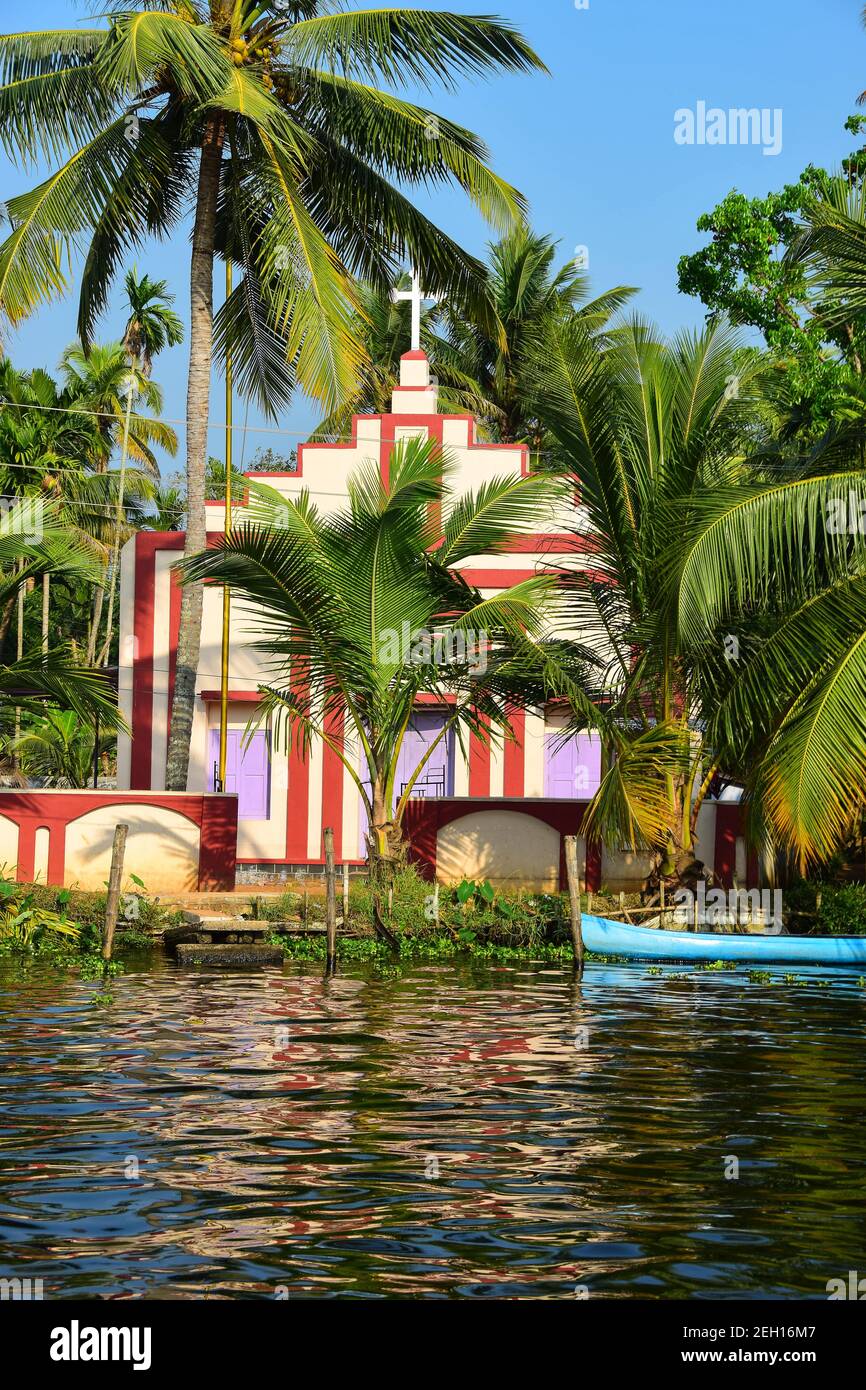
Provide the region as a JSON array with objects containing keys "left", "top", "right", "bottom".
[
  {"left": 367, "top": 776, "right": 401, "bottom": 950},
  {"left": 98, "top": 356, "right": 137, "bottom": 667},
  {"left": 86, "top": 581, "right": 105, "bottom": 667},
  {"left": 14, "top": 564, "right": 24, "bottom": 772},
  {"left": 165, "top": 117, "right": 225, "bottom": 792},
  {"left": 42, "top": 572, "right": 49, "bottom": 655}
]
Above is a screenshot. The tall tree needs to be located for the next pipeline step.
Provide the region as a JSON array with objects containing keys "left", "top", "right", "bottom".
[
  {"left": 0, "top": 1, "right": 545, "bottom": 789},
  {"left": 442, "top": 226, "right": 634, "bottom": 455},
  {"left": 99, "top": 269, "right": 184, "bottom": 666},
  {"left": 521, "top": 315, "right": 770, "bottom": 888},
  {"left": 59, "top": 341, "right": 177, "bottom": 662},
  {"left": 676, "top": 117, "right": 866, "bottom": 437}
]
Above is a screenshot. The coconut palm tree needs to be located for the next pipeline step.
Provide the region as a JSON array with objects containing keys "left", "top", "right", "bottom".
[
  {"left": 147, "top": 484, "right": 184, "bottom": 533},
  {"left": 182, "top": 436, "right": 562, "bottom": 943},
  {"left": 59, "top": 341, "right": 176, "bottom": 662},
  {"left": 60, "top": 343, "right": 177, "bottom": 477},
  {"left": 0, "top": 357, "right": 158, "bottom": 672},
  {"left": 0, "top": 706, "right": 115, "bottom": 788},
  {"left": 520, "top": 314, "right": 771, "bottom": 889},
  {"left": 0, "top": 499, "right": 118, "bottom": 727},
  {"left": 442, "top": 226, "right": 635, "bottom": 455},
  {"left": 121, "top": 268, "right": 184, "bottom": 379},
  {"left": 663, "top": 174, "right": 866, "bottom": 870},
  {"left": 99, "top": 269, "right": 184, "bottom": 667},
  {"left": 0, "top": 1, "right": 545, "bottom": 790}
]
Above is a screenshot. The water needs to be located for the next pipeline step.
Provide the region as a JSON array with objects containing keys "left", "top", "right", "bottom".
[{"left": 1, "top": 954, "right": 864, "bottom": 1300}]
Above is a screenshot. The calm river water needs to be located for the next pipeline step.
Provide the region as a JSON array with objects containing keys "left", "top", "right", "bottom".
[{"left": 1, "top": 955, "right": 864, "bottom": 1299}]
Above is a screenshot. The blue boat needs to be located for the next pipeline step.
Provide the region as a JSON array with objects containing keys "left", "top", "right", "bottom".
[{"left": 582, "top": 913, "right": 866, "bottom": 967}]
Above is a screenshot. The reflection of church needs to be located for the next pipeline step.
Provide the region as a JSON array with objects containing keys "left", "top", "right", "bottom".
[{"left": 116, "top": 327, "right": 597, "bottom": 878}]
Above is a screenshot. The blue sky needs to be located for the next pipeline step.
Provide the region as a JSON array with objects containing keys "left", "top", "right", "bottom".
[{"left": 2, "top": 0, "right": 865, "bottom": 470}]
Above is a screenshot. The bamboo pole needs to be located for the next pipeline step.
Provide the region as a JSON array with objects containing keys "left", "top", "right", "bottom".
[
  {"left": 342, "top": 861, "right": 350, "bottom": 927},
  {"left": 564, "top": 836, "right": 584, "bottom": 975},
  {"left": 102, "top": 823, "right": 128, "bottom": 962},
  {"left": 324, "top": 828, "right": 337, "bottom": 974}
]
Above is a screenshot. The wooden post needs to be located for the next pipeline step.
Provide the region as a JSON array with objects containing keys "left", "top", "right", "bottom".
[
  {"left": 102, "top": 823, "right": 128, "bottom": 962},
  {"left": 342, "top": 862, "right": 350, "bottom": 927},
  {"left": 324, "top": 828, "right": 337, "bottom": 974},
  {"left": 564, "top": 835, "right": 584, "bottom": 975}
]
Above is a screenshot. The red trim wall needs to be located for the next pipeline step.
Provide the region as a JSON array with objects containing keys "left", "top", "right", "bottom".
[
  {"left": 130, "top": 532, "right": 184, "bottom": 790},
  {"left": 469, "top": 718, "right": 491, "bottom": 797},
  {"left": 503, "top": 708, "right": 525, "bottom": 798},
  {"left": 321, "top": 706, "right": 345, "bottom": 861},
  {"left": 0, "top": 791, "right": 237, "bottom": 891},
  {"left": 402, "top": 797, "right": 603, "bottom": 892}
]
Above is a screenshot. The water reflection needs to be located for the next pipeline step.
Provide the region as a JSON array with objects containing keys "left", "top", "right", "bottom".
[{"left": 1, "top": 955, "right": 864, "bottom": 1299}]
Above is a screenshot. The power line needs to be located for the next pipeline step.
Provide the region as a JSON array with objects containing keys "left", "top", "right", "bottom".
[{"left": 0, "top": 397, "right": 558, "bottom": 457}]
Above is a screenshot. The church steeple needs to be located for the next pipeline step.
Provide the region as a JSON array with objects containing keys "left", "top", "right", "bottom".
[{"left": 391, "top": 350, "right": 439, "bottom": 415}]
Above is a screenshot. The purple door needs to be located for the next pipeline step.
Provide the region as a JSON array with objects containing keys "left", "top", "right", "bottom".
[
  {"left": 209, "top": 729, "right": 271, "bottom": 819},
  {"left": 358, "top": 711, "right": 453, "bottom": 855},
  {"left": 544, "top": 729, "right": 601, "bottom": 798}
]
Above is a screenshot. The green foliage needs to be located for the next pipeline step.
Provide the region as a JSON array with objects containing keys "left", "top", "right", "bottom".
[
  {"left": 0, "top": 878, "right": 80, "bottom": 949},
  {"left": 0, "top": 707, "right": 115, "bottom": 787},
  {"left": 676, "top": 119, "right": 866, "bottom": 435},
  {"left": 784, "top": 878, "right": 866, "bottom": 935},
  {"left": 0, "top": 2, "right": 545, "bottom": 415}
]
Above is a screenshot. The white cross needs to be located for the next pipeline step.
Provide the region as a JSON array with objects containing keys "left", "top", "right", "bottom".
[{"left": 391, "top": 268, "right": 437, "bottom": 352}]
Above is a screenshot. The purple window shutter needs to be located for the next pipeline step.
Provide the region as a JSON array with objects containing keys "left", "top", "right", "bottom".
[
  {"left": 544, "top": 729, "right": 602, "bottom": 797},
  {"left": 358, "top": 712, "right": 453, "bottom": 855},
  {"left": 209, "top": 728, "right": 271, "bottom": 819}
]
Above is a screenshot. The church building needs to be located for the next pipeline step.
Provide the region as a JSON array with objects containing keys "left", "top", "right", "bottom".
[{"left": 115, "top": 344, "right": 603, "bottom": 879}]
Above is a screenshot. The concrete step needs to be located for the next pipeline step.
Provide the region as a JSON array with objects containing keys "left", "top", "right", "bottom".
[
  {"left": 176, "top": 942, "right": 284, "bottom": 967},
  {"left": 165, "top": 921, "right": 271, "bottom": 951},
  {"left": 181, "top": 911, "right": 253, "bottom": 927}
]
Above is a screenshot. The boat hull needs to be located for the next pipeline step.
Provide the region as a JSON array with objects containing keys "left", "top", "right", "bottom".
[{"left": 582, "top": 914, "right": 866, "bottom": 966}]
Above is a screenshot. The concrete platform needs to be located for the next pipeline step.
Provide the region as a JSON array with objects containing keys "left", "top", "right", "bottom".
[{"left": 175, "top": 942, "right": 284, "bottom": 967}]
